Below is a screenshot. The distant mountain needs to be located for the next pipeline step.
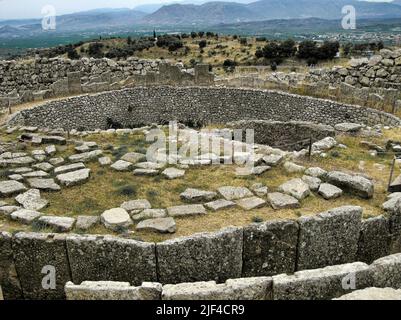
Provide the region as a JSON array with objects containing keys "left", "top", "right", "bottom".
[
  {"left": 142, "top": 2, "right": 259, "bottom": 25},
  {"left": 143, "top": 0, "right": 401, "bottom": 25},
  {"left": 210, "top": 16, "right": 401, "bottom": 35},
  {"left": 0, "top": 8, "right": 147, "bottom": 31}
]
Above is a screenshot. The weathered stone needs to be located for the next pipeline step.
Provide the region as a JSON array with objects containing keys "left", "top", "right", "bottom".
[
  {"left": 132, "top": 209, "right": 167, "bottom": 221},
  {"left": 22, "top": 170, "right": 49, "bottom": 178},
  {"left": 101, "top": 208, "right": 133, "bottom": 231},
  {"left": 312, "top": 137, "right": 337, "bottom": 153},
  {"left": 75, "top": 142, "right": 98, "bottom": 153},
  {"left": 318, "top": 183, "right": 343, "bottom": 200},
  {"left": 357, "top": 216, "right": 390, "bottom": 264},
  {"left": 334, "top": 123, "right": 363, "bottom": 133},
  {"left": 15, "top": 188, "right": 48, "bottom": 211},
  {"left": 111, "top": 160, "right": 132, "bottom": 171},
  {"left": 54, "top": 162, "right": 85, "bottom": 174},
  {"left": 326, "top": 171, "right": 374, "bottom": 199},
  {"left": 0, "top": 205, "right": 20, "bottom": 216},
  {"left": 267, "top": 192, "right": 300, "bottom": 210},
  {"left": 98, "top": 156, "right": 112, "bottom": 166},
  {"left": 283, "top": 161, "right": 305, "bottom": 173},
  {"left": 49, "top": 157, "right": 64, "bottom": 166},
  {"left": 66, "top": 234, "right": 157, "bottom": 285},
  {"left": 236, "top": 197, "right": 266, "bottom": 210},
  {"left": 162, "top": 277, "right": 272, "bottom": 300},
  {"left": 301, "top": 175, "right": 321, "bottom": 191},
  {"left": 65, "top": 281, "right": 162, "bottom": 300},
  {"left": 157, "top": 227, "right": 243, "bottom": 284},
  {"left": 180, "top": 188, "right": 217, "bottom": 203},
  {"left": 278, "top": 178, "right": 310, "bottom": 200},
  {"left": 262, "top": 154, "right": 283, "bottom": 166},
  {"left": 305, "top": 167, "right": 328, "bottom": 178},
  {"left": 56, "top": 168, "right": 90, "bottom": 187},
  {"left": 32, "top": 162, "right": 54, "bottom": 172},
  {"left": 12, "top": 232, "right": 71, "bottom": 299},
  {"left": 38, "top": 216, "right": 75, "bottom": 232},
  {"left": 45, "top": 145, "right": 56, "bottom": 155},
  {"left": 75, "top": 215, "right": 99, "bottom": 231},
  {"left": 273, "top": 262, "right": 372, "bottom": 300},
  {"left": 8, "top": 174, "right": 23, "bottom": 181},
  {"left": 136, "top": 217, "right": 176, "bottom": 233},
  {"left": 133, "top": 168, "right": 159, "bottom": 176},
  {"left": 27, "top": 178, "right": 61, "bottom": 191},
  {"left": 162, "top": 167, "right": 185, "bottom": 179},
  {"left": 41, "top": 135, "right": 66, "bottom": 145},
  {"left": 0, "top": 156, "right": 35, "bottom": 166},
  {"left": 167, "top": 204, "right": 207, "bottom": 217},
  {"left": 370, "top": 253, "right": 401, "bottom": 288},
  {"left": 243, "top": 220, "right": 299, "bottom": 277},
  {"left": 218, "top": 186, "right": 253, "bottom": 200},
  {"left": 68, "top": 149, "right": 102, "bottom": 163},
  {"left": 204, "top": 199, "right": 236, "bottom": 211},
  {"left": 0, "top": 180, "right": 26, "bottom": 197},
  {"left": 335, "top": 287, "right": 401, "bottom": 300},
  {"left": 121, "top": 152, "right": 146, "bottom": 164},
  {"left": 135, "top": 162, "right": 165, "bottom": 170},
  {"left": 0, "top": 232, "right": 22, "bottom": 300},
  {"left": 121, "top": 199, "right": 151, "bottom": 212},
  {"left": 297, "top": 206, "right": 363, "bottom": 270},
  {"left": 10, "top": 209, "right": 42, "bottom": 224}
]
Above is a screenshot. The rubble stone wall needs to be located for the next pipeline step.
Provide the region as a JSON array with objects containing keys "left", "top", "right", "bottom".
[{"left": 8, "top": 87, "right": 401, "bottom": 131}]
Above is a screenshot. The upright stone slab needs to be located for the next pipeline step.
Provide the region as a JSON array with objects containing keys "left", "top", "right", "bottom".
[
  {"left": 387, "top": 198, "right": 401, "bottom": 253},
  {"left": 66, "top": 235, "right": 157, "bottom": 286},
  {"left": 67, "top": 71, "right": 82, "bottom": 94},
  {"left": 273, "top": 262, "right": 372, "bottom": 300},
  {"left": 0, "top": 232, "right": 22, "bottom": 300},
  {"left": 357, "top": 216, "right": 390, "bottom": 264},
  {"left": 12, "top": 232, "right": 71, "bottom": 300},
  {"left": 297, "top": 206, "right": 362, "bottom": 270},
  {"left": 370, "top": 253, "right": 401, "bottom": 289},
  {"left": 157, "top": 227, "right": 243, "bottom": 284},
  {"left": 242, "top": 220, "right": 298, "bottom": 277}
]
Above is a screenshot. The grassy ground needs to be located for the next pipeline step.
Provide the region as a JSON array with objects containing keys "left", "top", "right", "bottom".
[{"left": 0, "top": 127, "right": 398, "bottom": 242}]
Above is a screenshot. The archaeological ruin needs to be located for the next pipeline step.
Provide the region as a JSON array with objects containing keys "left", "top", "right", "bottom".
[{"left": 1, "top": 49, "right": 401, "bottom": 301}]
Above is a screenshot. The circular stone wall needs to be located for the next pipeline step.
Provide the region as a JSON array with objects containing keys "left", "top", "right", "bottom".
[{"left": 8, "top": 86, "right": 401, "bottom": 130}]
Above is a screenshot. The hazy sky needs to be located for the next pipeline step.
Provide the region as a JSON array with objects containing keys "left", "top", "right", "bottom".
[{"left": 0, "top": 0, "right": 395, "bottom": 20}]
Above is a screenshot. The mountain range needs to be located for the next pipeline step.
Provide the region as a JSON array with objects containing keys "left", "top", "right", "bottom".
[
  {"left": 1, "top": 0, "right": 401, "bottom": 35},
  {"left": 142, "top": 0, "right": 401, "bottom": 25}
]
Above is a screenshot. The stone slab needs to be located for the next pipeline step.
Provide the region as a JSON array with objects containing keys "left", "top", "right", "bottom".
[
  {"left": 242, "top": 220, "right": 299, "bottom": 277},
  {"left": 157, "top": 227, "right": 243, "bottom": 284},
  {"left": 12, "top": 232, "right": 71, "bottom": 299},
  {"left": 66, "top": 234, "right": 157, "bottom": 286}
]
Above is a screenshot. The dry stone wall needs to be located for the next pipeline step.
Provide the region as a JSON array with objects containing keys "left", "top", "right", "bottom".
[
  {"left": 0, "top": 57, "right": 214, "bottom": 108},
  {"left": 65, "top": 252, "right": 401, "bottom": 300},
  {"left": 8, "top": 87, "right": 401, "bottom": 131},
  {"left": 2, "top": 204, "right": 401, "bottom": 300}
]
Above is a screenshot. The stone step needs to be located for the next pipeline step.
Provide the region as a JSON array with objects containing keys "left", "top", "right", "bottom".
[{"left": 389, "top": 174, "right": 401, "bottom": 193}]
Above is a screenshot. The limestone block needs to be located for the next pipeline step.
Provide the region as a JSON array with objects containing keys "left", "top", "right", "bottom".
[
  {"left": 66, "top": 234, "right": 157, "bottom": 285},
  {"left": 297, "top": 206, "right": 362, "bottom": 270},
  {"left": 157, "top": 227, "right": 243, "bottom": 284}
]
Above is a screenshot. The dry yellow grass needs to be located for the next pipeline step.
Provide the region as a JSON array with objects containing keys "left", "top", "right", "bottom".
[{"left": 0, "top": 128, "right": 397, "bottom": 242}]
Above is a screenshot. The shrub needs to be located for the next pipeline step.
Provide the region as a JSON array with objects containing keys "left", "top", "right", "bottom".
[
  {"left": 116, "top": 185, "right": 137, "bottom": 197},
  {"left": 252, "top": 216, "right": 263, "bottom": 223},
  {"left": 199, "top": 40, "right": 207, "bottom": 49}
]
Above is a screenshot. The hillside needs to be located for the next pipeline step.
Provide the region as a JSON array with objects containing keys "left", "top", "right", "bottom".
[{"left": 143, "top": 0, "right": 401, "bottom": 25}]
